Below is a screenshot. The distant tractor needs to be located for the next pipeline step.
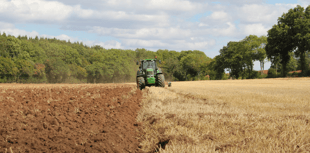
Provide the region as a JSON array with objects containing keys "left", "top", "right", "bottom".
[{"left": 136, "top": 57, "right": 165, "bottom": 90}]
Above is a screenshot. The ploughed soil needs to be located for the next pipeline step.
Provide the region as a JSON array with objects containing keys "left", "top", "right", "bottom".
[{"left": 0, "top": 84, "right": 143, "bottom": 153}]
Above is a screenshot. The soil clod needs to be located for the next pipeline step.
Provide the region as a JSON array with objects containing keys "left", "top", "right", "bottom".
[{"left": 0, "top": 84, "right": 143, "bottom": 153}]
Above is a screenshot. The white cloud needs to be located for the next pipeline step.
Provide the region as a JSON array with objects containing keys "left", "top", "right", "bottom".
[
  {"left": 123, "top": 39, "right": 165, "bottom": 48},
  {"left": 235, "top": 4, "right": 295, "bottom": 24},
  {"left": 207, "top": 0, "right": 264, "bottom": 5},
  {"left": 200, "top": 11, "right": 232, "bottom": 29},
  {"left": 205, "top": 22, "right": 237, "bottom": 37},
  {"left": 85, "top": 40, "right": 123, "bottom": 49},
  {"left": 145, "top": 0, "right": 202, "bottom": 12},
  {"left": 210, "top": 11, "right": 229, "bottom": 20},
  {"left": 0, "top": 21, "right": 14, "bottom": 29},
  {"left": 0, "top": 26, "right": 39, "bottom": 38},
  {"left": 0, "top": 0, "right": 170, "bottom": 27},
  {"left": 0, "top": 28, "right": 73, "bottom": 42},
  {"left": 239, "top": 23, "right": 269, "bottom": 36},
  {"left": 106, "top": 0, "right": 132, "bottom": 6},
  {"left": 297, "top": 0, "right": 309, "bottom": 7},
  {"left": 73, "top": 5, "right": 95, "bottom": 18},
  {"left": 0, "top": 0, "right": 73, "bottom": 22},
  {"left": 90, "top": 27, "right": 192, "bottom": 40},
  {"left": 0, "top": 24, "right": 123, "bottom": 49},
  {"left": 99, "top": 0, "right": 207, "bottom": 16},
  {"left": 122, "top": 38, "right": 216, "bottom": 51},
  {"left": 53, "top": 34, "right": 76, "bottom": 42},
  {"left": 198, "top": 23, "right": 208, "bottom": 27},
  {"left": 175, "top": 40, "right": 216, "bottom": 50}
]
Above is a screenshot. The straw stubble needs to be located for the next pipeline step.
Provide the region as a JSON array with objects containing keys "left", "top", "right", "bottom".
[{"left": 137, "top": 78, "right": 310, "bottom": 153}]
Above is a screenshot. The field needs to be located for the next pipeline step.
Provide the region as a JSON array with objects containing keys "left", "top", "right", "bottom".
[
  {"left": 1, "top": 78, "right": 310, "bottom": 153},
  {"left": 0, "top": 84, "right": 143, "bottom": 153},
  {"left": 137, "top": 78, "right": 310, "bottom": 152}
]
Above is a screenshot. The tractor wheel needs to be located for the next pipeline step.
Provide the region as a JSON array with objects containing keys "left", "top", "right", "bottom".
[
  {"left": 157, "top": 74, "right": 165, "bottom": 87},
  {"left": 137, "top": 77, "right": 145, "bottom": 90}
]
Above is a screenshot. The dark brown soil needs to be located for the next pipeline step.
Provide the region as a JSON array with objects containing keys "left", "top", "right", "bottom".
[{"left": 0, "top": 84, "right": 143, "bottom": 153}]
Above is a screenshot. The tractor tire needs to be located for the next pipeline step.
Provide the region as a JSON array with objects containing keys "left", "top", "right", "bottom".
[
  {"left": 157, "top": 74, "right": 165, "bottom": 87},
  {"left": 137, "top": 77, "right": 145, "bottom": 90}
]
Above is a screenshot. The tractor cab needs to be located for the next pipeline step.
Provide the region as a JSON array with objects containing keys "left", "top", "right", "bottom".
[
  {"left": 142, "top": 60, "right": 156, "bottom": 70},
  {"left": 140, "top": 59, "right": 158, "bottom": 84},
  {"left": 142, "top": 60, "right": 156, "bottom": 78}
]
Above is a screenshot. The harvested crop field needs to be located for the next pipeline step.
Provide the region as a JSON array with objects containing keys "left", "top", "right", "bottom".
[
  {"left": 137, "top": 78, "right": 310, "bottom": 152},
  {"left": 0, "top": 84, "right": 143, "bottom": 153}
]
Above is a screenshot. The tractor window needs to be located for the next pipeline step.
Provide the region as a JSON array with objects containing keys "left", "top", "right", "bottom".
[{"left": 143, "top": 61, "right": 155, "bottom": 69}]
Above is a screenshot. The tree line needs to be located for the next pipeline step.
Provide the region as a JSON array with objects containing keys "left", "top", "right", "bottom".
[
  {"left": 211, "top": 5, "right": 310, "bottom": 79},
  {"left": 0, "top": 33, "right": 213, "bottom": 83}
]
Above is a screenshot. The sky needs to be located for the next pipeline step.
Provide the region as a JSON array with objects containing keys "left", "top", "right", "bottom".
[{"left": 0, "top": 0, "right": 309, "bottom": 70}]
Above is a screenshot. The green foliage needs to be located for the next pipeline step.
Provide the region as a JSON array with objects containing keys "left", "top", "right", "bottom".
[
  {"left": 0, "top": 33, "right": 216, "bottom": 83},
  {"left": 45, "top": 58, "right": 70, "bottom": 83},
  {"left": 14, "top": 59, "right": 34, "bottom": 82},
  {"left": 257, "top": 74, "right": 268, "bottom": 79},
  {"left": 177, "top": 50, "right": 211, "bottom": 81},
  {"left": 266, "top": 5, "right": 310, "bottom": 76},
  {"left": 85, "top": 62, "right": 107, "bottom": 83},
  {"left": 287, "top": 52, "right": 298, "bottom": 71},
  {"left": 0, "top": 56, "right": 18, "bottom": 82},
  {"left": 267, "top": 68, "right": 278, "bottom": 78},
  {"left": 212, "top": 35, "right": 267, "bottom": 80},
  {"left": 243, "top": 70, "right": 260, "bottom": 79},
  {"left": 6, "top": 36, "right": 22, "bottom": 58},
  {"left": 208, "top": 56, "right": 225, "bottom": 80},
  {"left": 69, "top": 64, "right": 87, "bottom": 80}
]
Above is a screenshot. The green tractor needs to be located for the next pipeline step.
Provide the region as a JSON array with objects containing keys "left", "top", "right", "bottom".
[{"left": 136, "top": 57, "right": 165, "bottom": 90}]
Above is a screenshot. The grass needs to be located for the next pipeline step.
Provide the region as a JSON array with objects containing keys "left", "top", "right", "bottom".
[{"left": 137, "top": 78, "right": 310, "bottom": 152}]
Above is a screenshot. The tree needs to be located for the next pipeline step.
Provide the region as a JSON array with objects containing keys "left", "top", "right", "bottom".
[
  {"left": 256, "top": 36, "right": 268, "bottom": 75},
  {"left": 59, "top": 45, "right": 82, "bottom": 65},
  {"left": 22, "top": 40, "right": 47, "bottom": 63},
  {"left": 266, "top": 20, "right": 293, "bottom": 76},
  {"left": 242, "top": 35, "right": 268, "bottom": 78},
  {"left": 156, "top": 50, "right": 181, "bottom": 80},
  {"left": 209, "top": 55, "right": 225, "bottom": 80},
  {"left": 135, "top": 48, "right": 148, "bottom": 60},
  {"left": 267, "top": 5, "right": 310, "bottom": 76},
  {"left": 179, "top": 51, "right": 211, "bottom": 80},
  {"left": 85, "top": 62, "right": 106, "bottom": 83},
  {"left": 220, "top": 41, "right": 244, "bottom": 79},
  {"left": 212, "top": 35, "right": 267, "bottom": 79},
  {"left": 14, "top": 59, "right": 34, "bottom": 82},
  {"left": 287, "top": 52, "right": 298, "bottom": 71},
  {"left": 45, "top": 58, "right": 70, "bottom": 83},
  {"left": 269, "top": 54, "right": 281, "bottom": 76},
  {"left": 6, "top": 36, "right": 22, "bottom": 58},
  {"left": 68, "top": 64, "right": 87, "bottom": 81},
  {"left": 33, "top": 63, "right": 46, "bottom": 79},
  {"left": 0, "top": 57, "right": 18, "bottom": 82},
  {"left": 292, "top": 5, "right": 310, "bottom": 74}
]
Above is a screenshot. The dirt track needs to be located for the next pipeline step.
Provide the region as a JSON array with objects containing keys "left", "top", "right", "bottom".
[{"left": 0, "top": 84, "right": 143, "bottom": 153}]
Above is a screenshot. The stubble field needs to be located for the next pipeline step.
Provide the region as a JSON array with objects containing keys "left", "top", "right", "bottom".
[{"left": 137, "top": 78, "right": 310, "bottom": 152}]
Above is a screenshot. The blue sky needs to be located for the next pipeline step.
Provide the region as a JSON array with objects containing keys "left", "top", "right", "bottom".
[{"left": 0, "top": 0, "right": 308, "bottom": 70}]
